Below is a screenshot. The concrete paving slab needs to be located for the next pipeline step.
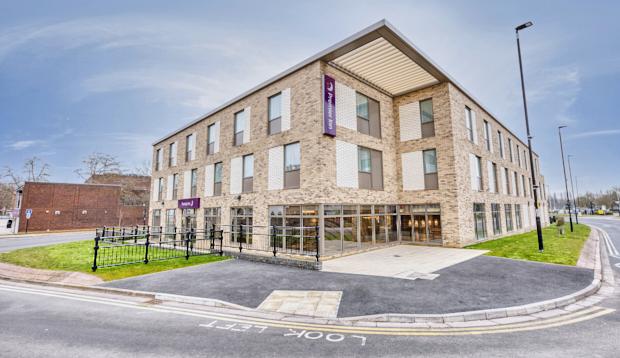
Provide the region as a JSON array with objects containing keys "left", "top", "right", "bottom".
[
  {"left": 321, "top": 245, "right": 488, "bottom": 279},
  {"left": 258, "top": 290, "right": 342, "bottom": 318}
]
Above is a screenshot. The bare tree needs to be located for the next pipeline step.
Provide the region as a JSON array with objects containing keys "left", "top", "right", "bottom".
[
  {"left": 0, "top": 183, "right": 16, "bottom": 214},
  {"left": 132, "top": 159, "right": 152, "bottom": 177},
  {"left": 1, "top": 156, "right": 50, "bottom": 187},
  {"left": 75, "top": 152, "right": 122, "bottom": 180}
]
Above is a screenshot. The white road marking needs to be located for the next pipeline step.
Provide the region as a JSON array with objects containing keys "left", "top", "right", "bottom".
[{"left": 588, "top": 225, "right": 620, "bottom": 259}]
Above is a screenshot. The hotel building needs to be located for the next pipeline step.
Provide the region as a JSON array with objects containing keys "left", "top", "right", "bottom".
[{"left": 149, "top": 20, "right": 549, "bottom": 257}]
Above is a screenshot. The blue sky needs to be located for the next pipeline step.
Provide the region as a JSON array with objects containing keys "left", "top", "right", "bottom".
[{"left": 0, "top": 0, "right": 618, "bottom": 194}]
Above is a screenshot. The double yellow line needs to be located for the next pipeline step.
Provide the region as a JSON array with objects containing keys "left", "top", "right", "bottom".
[{"left": 0, "top": 283, "right": 614, "bottom": 336}]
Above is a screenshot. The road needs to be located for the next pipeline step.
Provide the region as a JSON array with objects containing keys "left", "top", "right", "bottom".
[
  {"left": 0, "top": 218, "right": 618, "bottom": 357},
  {"left": 0, "top": 231, "right": 93, "bottom": 253}
]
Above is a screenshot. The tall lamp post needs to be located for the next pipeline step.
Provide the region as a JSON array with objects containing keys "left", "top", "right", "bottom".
[
  {"left": 567, "top": 155, "right": 579, "bottom": 224},
  {"left": 558, "top": 126, "right": 574, "bottom": 232},
  {"left": 516, "top": 21, "right": 544, "bottom": 252}
]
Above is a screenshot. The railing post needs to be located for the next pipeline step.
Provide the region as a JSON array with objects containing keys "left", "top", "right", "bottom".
[
  {"left": 218, "top": 229, "right": 224, "bottom": 256},
  {"left": 272, "top": 225, "right": 277, "bottom": 257},
  {"left": 173, "top": 227, "right": 177, "bottom": 248},
  {"left": 102, "top": 226, "right": 106, "bottom": 237},
  {"left": 315, "top": 225, "right": 320, "bottom": 262},
  {"left": 210, "top": 224, "right": 215, "bottom": 250},
  {"left": 185, "top": 230, "right": 190, "bottom": 260},
  {"left": 238, "top": 223, "right": 243, "bottom": 253},
  {"left": 159, "top": 225, "right": 163, "bottom": 247},
  {"left": 92, "top": 235, "right": 100, "bottom": 272},
  {"left": 144, "top": 232, "right": 150, "bottom": 264}
]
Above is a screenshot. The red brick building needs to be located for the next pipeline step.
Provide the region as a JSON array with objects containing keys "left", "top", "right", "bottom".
[{"left": 17, "top": 176, "right": 150, "bottom": 233}]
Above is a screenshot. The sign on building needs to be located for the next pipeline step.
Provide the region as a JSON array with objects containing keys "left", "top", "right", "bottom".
[
  {"left": 178, "top": 198, "right": 200, "bottom": 209},
  {"left": 323, "top": 75, "right": 336, "bottom": 136},
  {"left": 25, "top": 208, "right": 32, "bottom": 219}
]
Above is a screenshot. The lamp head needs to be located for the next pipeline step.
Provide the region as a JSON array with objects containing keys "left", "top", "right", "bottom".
[
  {"left": 558, "top": 125, "right": 567, "bottom": 130},
  {"left": 516, "top": 22, "right": 533, "bottom": 31}
]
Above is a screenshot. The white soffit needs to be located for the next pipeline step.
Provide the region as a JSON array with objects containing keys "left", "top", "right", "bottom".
[{"left": 331, "top": 37, "right": 438, "bottom": 96}]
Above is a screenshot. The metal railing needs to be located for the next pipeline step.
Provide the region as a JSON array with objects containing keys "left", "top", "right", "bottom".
[{"left": 91, "top": 224, "right": 320, "bottom": 271}]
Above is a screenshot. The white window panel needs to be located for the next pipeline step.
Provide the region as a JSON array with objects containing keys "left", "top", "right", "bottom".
[
  {"left": 242, "top": 107, "right": 251, "bottom": 144},
  {"left": 487, "top": 161, "right": 496, "bottom": 193},
  {"left": 335, "top": 140, "right": 358, "bottom": 188},
  {"left": 500, "top": 167, "right": 507, "bottom": 195},
  {"left": 230, "top": 157, "right": 242, "bottom": 194},
  {"left": 213, "top": 121, "right": 220, "bottom": 153},
  {"left": 401, "top": 151, "right": 424, "bottom": 190},
  {"left": 399, "top": 101, "right": 421, "bottom": 142},
  {"left": 469, "top": 153, "right": 480, "bottom": 191},
  {"left": 268, "top": 146, "right": 284, "bottom": 190},
  {"left": 281, "top": 88, "right": 291, "bottom": 131},
  {"left": 203, "top": 164, "right": 214, "bottom": 197},
  {"left": 183, "top": 170, "right": 191, "bottom": 198},
  {"left": 166, "top": 175, "right": 173, "bottom": 200},
  {"left": 335, "top": 82, "right": 356, "bottom": 130}
]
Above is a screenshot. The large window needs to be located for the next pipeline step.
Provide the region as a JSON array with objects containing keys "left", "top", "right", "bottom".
[
  {"left": 516, "top": 144, "right": 521, "bottom": 167},
  {"left": 152, "top": 209, "right": 161, "bottom": 228},
  {"left": 420, "top": 99, "right": 435, "bottom": 138},
  {"left": 234, "top": 110, "right": 245, "bottom": 146},
  {"left": 242, "top": 154, "right": 254, "bottom": 193},
  {"left": 490, "top": 162, "right": 498, "bottom": 193},
  {"left": 157, "top": 177, "right": 164, "bottom": 201},
  {"left": 284, "top": 142, "right": 300, "bottom": 189},
  {"left": 168, "top": 142, "right": 177, "bottom": 167},
  {"left": 508, "top": 138, "right": 514, "bottom": 162},
  {"left": 185, "top": 134, "right": 195, "bottom": 162},
  {"left": 268, "top": 93, "right": 282, "bottom": 135},
  {"left": 491, "top": 204, "right": 502, "bottom": 235},
  {"left": 484, "top": 120, "right": 491, "bottom": 151},
  {"left": 358, "top": 147, "right": 383, "bottom": 190},
  {"left": 356, "top": 92, "right": 381, "bottom": 138},
  {"left": 514, "top": 171, "right": 520, "bottom": 196},
  {"left": 231, "top": 207, "right": 253, "bottom": 244},
  {"left": 473, "top": 203, "right": 486, "bottom": 240},
  {"left": 204, "top": 207, "right": 221, "bottom": 232},
  {"left": 504, "top": 167, "right": 511, "bottom": 195},
  {"left": 207, "top": 123, "right": 217, "bottom": 155},
  {"left": 465, "top": 106, "right": 474, "bottom": 142},
  {"left": 172, "top": 173, "right": 179, "bottom": 200},
  {"left": 498, "top": 131, "right": 505, "bottom": 159},
  {"left": 214, "top": 162, "right": 223, "bottom": 196},
  {"left": 423, "top": 149, "right": 438, "bottom": 190},
  {"left": 156, "top": 149, "right": 162, "bottom": 171},
  {"left": 472, "top": 154, "right": 483, "bottom": 191},
  {"left": 505, "top": 204, "right": 514, "bottom": 232},
  {"left": 269, "top": 205, "right": 319, "bottom": 253},
  {"left": 165, "top": 209, "right": 176, "bottom": 232},
  {"left": 190, "top": 169, "right": 198, "bottom": 197},
  {"left": 515, "top": 204, "right": 522, "bottom": 229},
  {"left": 522, "top": 175, "right": 527, "bottom": 197}
]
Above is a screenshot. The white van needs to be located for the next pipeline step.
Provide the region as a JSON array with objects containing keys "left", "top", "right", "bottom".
[{"left": 0, "top": 215, "right": 17, "bottom": 235}]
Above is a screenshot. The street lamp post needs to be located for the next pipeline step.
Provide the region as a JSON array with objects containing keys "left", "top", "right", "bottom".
[
  {"left": 567, "top": 155, "right": 579, "bottom": 224},
  {"left": 558, "top": 126, "right": 574, "bottom": 232},
  {"left": 516, "top": 21, "right": 544, "bottom": 252}
]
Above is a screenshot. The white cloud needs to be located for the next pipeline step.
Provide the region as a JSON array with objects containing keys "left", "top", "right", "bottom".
[
  {"left": 5, "top": 140, "right": 41, "bottom": 150},
  {"left": 568, "top": 129, "right": 620, "bottom": 139}
]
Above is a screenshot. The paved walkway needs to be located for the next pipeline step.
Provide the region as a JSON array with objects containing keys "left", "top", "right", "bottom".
[
  {"left": 322, "top": 245, "right": 487, "bottom": 280},
  {"left": 0, "top": 262, "right": 103, "bottom": 285},
  {"left": 103, "top": 256, "right": 594, "bottom": 317}
]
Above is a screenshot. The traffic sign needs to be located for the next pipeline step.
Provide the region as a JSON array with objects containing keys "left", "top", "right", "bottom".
[{"left": 25, "top": 209, "right": 32, "bottom": 219}]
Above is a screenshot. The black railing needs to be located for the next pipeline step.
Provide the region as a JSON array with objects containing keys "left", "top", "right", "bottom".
[{"left": 92, "top": 224, "right": 320, "bottom": 271}]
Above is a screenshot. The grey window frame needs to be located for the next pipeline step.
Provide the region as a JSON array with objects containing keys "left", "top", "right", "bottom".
[
  {"left": 172, "top": 173, "right": 179, "bottom": 200},
  {"left": 465, "top": 106, "right": 474, "bottom": 142},
  {"left": 358, "top": 146, "right": 383, "bottom": 190},
  {"left": 491, "top": 203, "right": 502, "bottom": 235},
  {"left": 190, "top": 168, "right": 198, "bottom": 197},
  {"left": 185, "top": 134, "right": 194, "bottom": 162},
  {"left": 284, "top": 142, "right": 300, "bottom": 189},
  {"left": 483, "top": 120, "right": 491, "bottom": 151},
  {"left": 157, "top": 177, "right": 164, "bottom": 201},
  {"left": 268, "top": 92, "right": 282, "bottom": 135},
  {"left": 505, "top": 204, "right": 514, "bottom": 231},
  {"left": 207, "top": 123, "right": 216, "bottom": 155},
  {"left": 242, "top": 154, "right": 254, "bottom": 193},
  {"left": 423, "top": 148, "right": 438, "bottom": 190},
  {"left": 168, "top": 142, "right": 177, "bottom": 167},
  {"left": 498, "top": 131, "right": 505, "bottom": 158},
  {"left": 473, "top": 203, "right": 487, "bottom": 240},
  {"left": 152, "top": 209, "right": 161, "bottom": 227},
  {"left": 356, "top": 92, "right": 381, "bottom": 139},
  {"left": 233, "top": 110, "right": 245, "bottom": 146},
  {"left": 420, "top": 98, "right": 435, "bottom": 138},
  {"left": 508, "top": 138, "right": 514, "bottom": 162},
  {"left": 214, "top": 162, "right": 223, "bottom": 196},
  {"left": 156, "top": 148, "right": 162, "bottom": 171}
]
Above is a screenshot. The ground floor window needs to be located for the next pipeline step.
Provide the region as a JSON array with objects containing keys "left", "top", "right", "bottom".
[
  {"left": 269, "top": 205, "right": 319, "bottom": 253},
  {"left": 204, "top": 207, "right": 221, "bottom": 232},
  {"left": 400, "top": 204, "right": 441, "bottom": 244},
  {"left": 231, "top": 207, "right": 253, "bottom": 244},
  {"left": 182, "top": 208, "right": 196, "bottom": 230},
  {"left": 152, "top": 209, "right": 161, "bottom": 228},
  {"left": 473, "top": 203, "right": 486, "bottom": 240},
  {"left": 165, "top": 209, "right": 176, "bottom": 237},
  {"left": 491, "top": 204, "right": 502, "bottom": 235},
  {"left": 505, "top": 204, "right": 513, "bottom": 232},
  {"left": 515, "top": 204, "right": 522, "bottom": 229}
]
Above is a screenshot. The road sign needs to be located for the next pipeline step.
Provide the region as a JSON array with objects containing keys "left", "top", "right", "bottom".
[{"left": 25, "top": 209, "right": 32, "bottom": 219}]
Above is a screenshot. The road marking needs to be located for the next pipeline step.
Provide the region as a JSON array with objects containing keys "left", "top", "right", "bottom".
[
  {"left": 0, "top": 282, "right": 615, "bottom": 336},
  {"left": 588, "top": 225, "right": 620, "bottom": 259}
]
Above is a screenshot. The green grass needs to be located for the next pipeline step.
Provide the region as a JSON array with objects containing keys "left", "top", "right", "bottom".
[
  {"left": 0, "top": 240, "right": 229, "bottom": 281},
  {"left": 466, "top": 223, "right": 591, "bottom": 266}
]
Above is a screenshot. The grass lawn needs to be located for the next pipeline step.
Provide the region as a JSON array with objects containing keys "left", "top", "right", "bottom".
[
  {"left": 0, "top": 240, "right": 229, "bottom": 281},
  {"left": 466, "top": 223, "right": 591, "bottom": 266}
]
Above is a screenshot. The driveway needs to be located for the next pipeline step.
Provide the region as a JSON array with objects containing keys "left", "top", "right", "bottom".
[
  {"left": 103, "top": 255, "right": 593, "bottom": 317},
  {"left": 0, "top": 231, "right": 93, "bottom": 253}
]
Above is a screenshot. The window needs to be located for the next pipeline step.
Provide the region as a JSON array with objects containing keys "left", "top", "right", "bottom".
[
  {"left": 156, "top": 149, "right": 163, "bottom": 171},
  {"left": 152, "top": 209, "right": 161, "bottom": 228},
  {"left": 498, "top": 131, "right": 505, "bottom": 159},
  {"left": 356, "top": 92, "right": 381, "bottom": 138},
  {"left": 489, "top": 162, "right": 498, "bottom": 193},
  {"left": 242, "top": 154, "right": 254, "bottom": 193},
  {"left": 491, "top": 204, "right": 502, "bottom": 235},
  {"left": 420, "top": 99, "right": 435, "bottom": 138},
  {"left": 465, "top": 107, "right": 474, "bottom": 142},
  {"left": 204, "top": 207, "right": 221, "bottom": 232},
  {"left": 270, "top": 205, "right": 319, "bottom": 253},
  {"left": 165, "top": 209, "right": 176, "bottom": 232},
  {"left": 268, "top": 93, "right": 282, "bottom": 135},
  {"left": 523, "top": 150, "right": 528, "bottom": 170},
  {"left": 516, "top": 144, "right": 521, "bottom": 167},
  {"left": 508, "top": 138, "right": 514, "bottom": 162},
  {"left": 423, "top": 149, "right": 438, "bottom": 190},
  {"left": 504, "top": 167, "right": 510, "bottom": 195},
  {"left": 471, "top": 154, "right": 483, "bottom": 191},
  {"left": 207, "top": 123, "right": 217, "bottom": 155},
  {"left": 505, "top": 204, "right": 513, "bottom": 231},
  {"left": 515, "top": 204, "right": 522, "bottom": 229},
  {"left": 185, "top": 134, "right": 195, "bottom": 161},
  {"left": 522, "top": 175, "right": 527, "bottom": 197},
  {"left": 358, "top": 147, "right": 383, "bottom": 190},
  {"left": 157, "top": 177, "right": 164, "bottom": 201},
  {"left": 168, "top": 142, "right": 177, "bottom": 167},
  {"left": 234, "top": 110, "right": 245, "bottom": 146},
  {"left": 231, "top": 207, "right": 253, "bottom": 244},
  {"left": 190, "top": 169, "right": 198, "bottom": 197},
  {"left": 473, "top": 203, "right": 487, "bottom": 240},
  {"left": 484, "top": 120, "right": 491, "bottom": 151},
  {"left": 214, "top": 162, "right": 223, "bottom": 196},
  {"left": 514, "top": 171, "right": 520, "bottom": 196},
  {"left": 172, "top": 173, "right": 179, "bottom": 200},
  {"left": 284, "top": 142, "right": 300, "bottom": 189}
]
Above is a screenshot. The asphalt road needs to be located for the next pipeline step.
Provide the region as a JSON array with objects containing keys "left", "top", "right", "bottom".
[
  {"left": 581, "top": 216, "right": 620, "bottom": 274},
  {"left": 0, "top": 231, "right": 93, "bottom": 253}
]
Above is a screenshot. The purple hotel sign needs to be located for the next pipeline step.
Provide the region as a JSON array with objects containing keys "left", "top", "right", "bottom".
[
  {"left": 323, "top": 75, "right": 336, "bottom": 136},
  {"left": 178, "top": 198, "right": 200, "bottom": 209}
]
